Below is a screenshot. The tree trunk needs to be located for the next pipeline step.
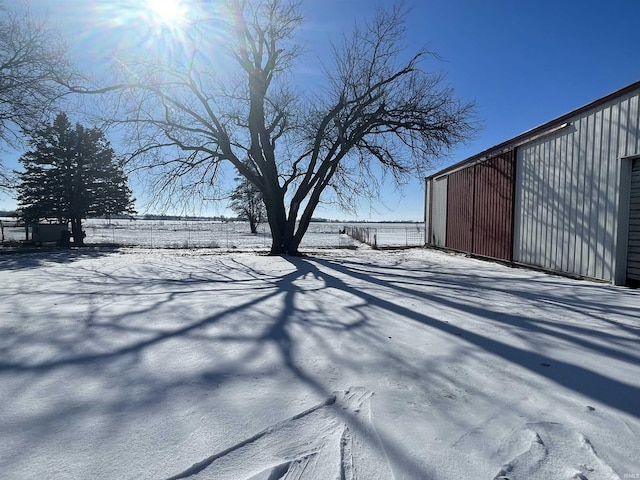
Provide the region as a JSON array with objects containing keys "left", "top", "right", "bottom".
[
  {"left": 266, "top": 207, "right": 313, "bottom": 256},
  {"left": 263, "top": 181, "right": 328, "bottom": 256},
  {"left": 267, "top": 207, "right": 306, "bottom": 255},
  {"left": 262, "top": 183, "right": 291, "bottom": 255},
  {"left": 267, "top": 213, "right": 290, "bottom": 255},
  {"left": 291, "top": 210, "right": 313, "bottom": 254},
  {"left": 285, "top": 198, "right": 320, "bottom": 256},
  {"left": 70, "top": 217, "right": 84, "bottom": 246}
]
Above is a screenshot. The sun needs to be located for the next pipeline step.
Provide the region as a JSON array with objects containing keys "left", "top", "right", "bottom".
[{"left": 143, "top": 0, "right": 188, "bottom": 28}]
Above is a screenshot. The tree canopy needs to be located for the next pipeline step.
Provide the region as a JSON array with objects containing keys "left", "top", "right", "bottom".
[
  {"left": 69, "top": 0, "right": 476, "bottom": 254},
  {"left": 17, "top": 112, "right": 136, "bottom": 245}
]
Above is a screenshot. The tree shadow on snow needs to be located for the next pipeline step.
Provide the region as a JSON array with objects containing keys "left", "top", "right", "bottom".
[
  {"left": 0, "top": 247, "right": 117, "bottom": 271},
  {"left": 308, "top": 255, "right": 640, "bottom": 418},
  {"left": 1, "top": 250, "right": 639, "bottom": 479},
  {"left": 0, "top": 253, "right": 435, "bottom": 478}
]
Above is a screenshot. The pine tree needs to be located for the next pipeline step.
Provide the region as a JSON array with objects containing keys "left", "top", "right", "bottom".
[{"left": 17, "top": 113, "right": 136, "bottom": 245}]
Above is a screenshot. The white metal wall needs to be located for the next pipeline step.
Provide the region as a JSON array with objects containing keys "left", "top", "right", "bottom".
[
  {"left": 430, "top": 176, "right": 448, "bottom": 246},
  {"left": 514, "top": 90, "right": 640, "bottom": 282}
]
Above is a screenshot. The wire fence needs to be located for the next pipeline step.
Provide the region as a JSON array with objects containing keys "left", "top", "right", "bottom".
[
  {"left": 1, "top": 218, "right": 356, "bottom": 250},
  {"left": 0, "top": 220, "right": 24, "bottom": 244},
  {"left": 344, "top": 226, "right": 378, "bottom": 248},
  {"left": 343, "top": 224, "right": 425, "bottom": 248},
  {"left": 1, "top": 218, "right": 425, "bottom": 250}
]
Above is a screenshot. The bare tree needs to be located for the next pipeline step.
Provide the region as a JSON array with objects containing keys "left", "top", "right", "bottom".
[
  {"left": 229, "top": 177, "right": 267, "bottom": 234},
  {"left": 69, "top": 0, "right": 476, "bottom": 255},
  {"left": 0, "top": 2, "right": 71, "bottom": 190},
  {"left": 229, "top": 160, "right": 266, "bottom": 234}
]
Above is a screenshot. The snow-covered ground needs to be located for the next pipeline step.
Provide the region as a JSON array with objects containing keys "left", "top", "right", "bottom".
[
  {"left": 80, "top": 219, "right": 357, "bottom": 250},
  {"left": 0, "top": 246, "right": 638, "bottom": 479},
  {"left": 1, "top": 218, "right": 425, "bottom": 249}
]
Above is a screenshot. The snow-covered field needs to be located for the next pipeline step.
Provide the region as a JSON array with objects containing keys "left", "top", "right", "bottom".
[
  {"left": 1, "top": 247, "right": 639, "bottom": 480},
  {"left": 1, "top": 218, "right": 425, "bottom": 249},
  {"left": 80, "top": 219, "right": 358, "bottom": 250}
]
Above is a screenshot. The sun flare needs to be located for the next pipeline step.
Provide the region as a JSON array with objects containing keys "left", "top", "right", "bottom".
[{"left": 143, "top": 0, "right": 187, "bottom": 28}]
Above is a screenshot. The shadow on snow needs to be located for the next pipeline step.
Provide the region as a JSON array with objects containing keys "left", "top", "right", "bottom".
[{"left": 0, "top": 250, "right": 638, "bottom": 478}]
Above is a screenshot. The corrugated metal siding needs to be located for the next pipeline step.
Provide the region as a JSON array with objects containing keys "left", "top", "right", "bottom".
[
  {"left": 440, "top": 152, "right": 516, "bottom": 260},
  {"left": 472, "top": 152, "right": 516, "bottom": 260},
  {"left": 514, "top": 90, "right": 640, "bottom": 282},
  {"left": 431, "top": 176, "right": 448, "bottom": 246},
  {"left": 446, "top": 167, "right": 474, "bottom": 252},
  {"left": 627, "top": 159, "right": 640, "bottom": 283}
]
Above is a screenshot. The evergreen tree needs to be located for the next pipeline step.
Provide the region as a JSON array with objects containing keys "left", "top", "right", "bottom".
[{"left": 17, "top": 113, "right": 136, "bottom": 245}]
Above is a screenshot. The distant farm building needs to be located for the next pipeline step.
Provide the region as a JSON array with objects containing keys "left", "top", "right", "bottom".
[{"left": 425, "top": 80, "right": 640, "bottom": 286}]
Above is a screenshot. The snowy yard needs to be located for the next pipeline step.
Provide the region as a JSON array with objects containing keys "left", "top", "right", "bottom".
[{"left": 0, "top": 247, "right": 639, "bottom": 479}]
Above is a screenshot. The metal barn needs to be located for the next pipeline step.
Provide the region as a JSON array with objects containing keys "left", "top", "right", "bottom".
[{"left": 425, "top": 80, "right": 640, "bottom": 286}]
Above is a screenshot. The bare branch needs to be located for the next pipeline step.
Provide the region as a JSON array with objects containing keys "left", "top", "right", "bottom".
[{"left": 67, "top": 0, "right": 475, "bottom": 254}]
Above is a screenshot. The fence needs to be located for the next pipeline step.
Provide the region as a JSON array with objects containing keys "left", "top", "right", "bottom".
[
  {"left": 81, "top": 220, "right": 359, "bottom": 249},
  {"left": 0, "top": 219, "right": 357, "bottom": 250},
  {"left": 344, "top": 226, "right": 379, "bottom": 248},
  {"left": 84, "top": 220, "right": 269, "bottom": 249},
  {"left": 0, "top": 219, "right": 25, "bottom": 244},
  {"left": 1, "top": 218, "right": 424, "bottom": 250},
  {"left": 343, "top": 224, "right": 425, "bottom": 248}
]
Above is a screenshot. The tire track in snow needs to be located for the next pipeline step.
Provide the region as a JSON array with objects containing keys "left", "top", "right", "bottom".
[{"left": 166, "top": 388, "right": 394, "bottom": 480}]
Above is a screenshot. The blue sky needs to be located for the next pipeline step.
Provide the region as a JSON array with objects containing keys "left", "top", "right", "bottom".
[{"left": 2, "top": 0, "right": 640, "bottom": 220}]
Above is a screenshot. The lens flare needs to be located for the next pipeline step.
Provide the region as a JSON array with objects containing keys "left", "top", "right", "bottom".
[
  {"left": 72, "top": 0, "right": 233, "bottom": 83},
  {"left": 143, "top": 0, "right": 187, "bottom": 28}
]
